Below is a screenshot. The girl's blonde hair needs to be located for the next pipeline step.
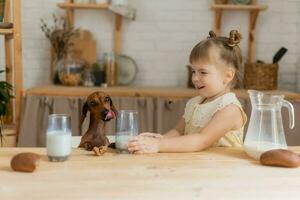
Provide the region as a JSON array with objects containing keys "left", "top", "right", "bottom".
[{"left": 189, "top": 30, "right": 243, "bottom": 88}]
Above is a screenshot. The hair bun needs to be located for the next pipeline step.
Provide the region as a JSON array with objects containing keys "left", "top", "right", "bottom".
[
  {"left": 208, "top": 30, "right": 217, "bottom": 39},
  {"left": 228, "top": 30, "right": 242, "bottom": 47}
]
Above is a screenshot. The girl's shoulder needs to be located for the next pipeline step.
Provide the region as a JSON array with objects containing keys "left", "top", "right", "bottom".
[
  {"left": 184, "top": 92, "right": 246, "bottom": 127},
  {"left": 216, "top": 92, "right": 241, "bottom": 108},
  {"left": 184, "top": 93, "right": 241, "bottom": 113},
  {"left": 214, "top": 93, "right": 247, "bottom": 127},
  {"left": 186, "top": 93, "right": 241, "bottom": 109},
  {"left": 217, "top": 92, "right": 243, "bottom": 111}
]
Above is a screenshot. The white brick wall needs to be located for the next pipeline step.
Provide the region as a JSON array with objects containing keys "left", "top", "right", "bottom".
[{"left": 0, "top": 0, "right": 300, "bottom": 92}]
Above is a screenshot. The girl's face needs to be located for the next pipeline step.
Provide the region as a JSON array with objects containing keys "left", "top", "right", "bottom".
[{"left": 190, "top": 60, "right": 230, "bottom": 99}]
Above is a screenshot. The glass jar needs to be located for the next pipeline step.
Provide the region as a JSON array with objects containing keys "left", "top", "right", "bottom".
[
  {"left": 57, "top": 58, "right": 84, "bottom": 86},
  {"left": 104, "top": 52, "right": 118, "bottom": 86},
  {"left": 83, "top": 69, "right": 95, "bottom": 87}
]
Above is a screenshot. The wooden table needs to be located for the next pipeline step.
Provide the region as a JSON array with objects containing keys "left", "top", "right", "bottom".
[{"left": 1, "top": 147, "right": 300, "bottom": 200}]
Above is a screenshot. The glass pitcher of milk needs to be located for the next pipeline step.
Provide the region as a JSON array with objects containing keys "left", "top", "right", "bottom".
[
  {"left": 244, "top": 90, "right": 295, "bottom": 160},
  {"left": 115, "top": 110, "right": 138, "bottom": 153},
  {"left": 46, "top": 114, "right": 72, "bottom": 162}
]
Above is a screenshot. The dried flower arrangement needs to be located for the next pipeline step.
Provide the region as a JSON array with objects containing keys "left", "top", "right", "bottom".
[
  {"left": 40, "top": 14, "right": 80, "bottom": 61},
  {"left": 40, "top": 14, "right": 80, "bottom": 83}
]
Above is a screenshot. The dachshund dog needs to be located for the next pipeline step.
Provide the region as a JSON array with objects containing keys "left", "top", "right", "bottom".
[{"left": 79, "top": 91, "right": 117, "bottom": 155}]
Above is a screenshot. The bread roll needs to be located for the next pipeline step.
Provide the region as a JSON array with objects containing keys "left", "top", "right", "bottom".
[
  {"left": 260, "top": 149, "right": 300, "bottom": 168},
  {"left": 11, "top": 152, "right": 40, "bottom": 172}
]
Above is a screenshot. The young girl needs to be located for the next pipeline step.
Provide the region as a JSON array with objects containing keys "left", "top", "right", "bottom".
[{"left": 127, "top": 30, "right": 247, "bottom": 154}]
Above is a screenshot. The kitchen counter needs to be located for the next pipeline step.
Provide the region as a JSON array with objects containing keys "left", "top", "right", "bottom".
[
  {"left": 25, "top": 85, "right": 300, "bottom": 101},
  {"left": 1, "top": 147, "right": 300, "bottom": 200}
]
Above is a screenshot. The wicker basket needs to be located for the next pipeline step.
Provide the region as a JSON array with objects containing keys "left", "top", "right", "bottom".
[{"left": 244, "top": 63, "right": 278, "bottom": 90}]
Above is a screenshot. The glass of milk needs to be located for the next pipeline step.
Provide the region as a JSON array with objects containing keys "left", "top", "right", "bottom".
[
  {"left": 46, "top": 114, "right": 72, "bottom": 162},
  {"left": 115, "top": 110, "right": 138, "bottom": 153}
]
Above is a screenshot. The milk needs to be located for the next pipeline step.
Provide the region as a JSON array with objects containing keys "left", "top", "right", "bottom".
[
  {"left": 47, "top": 131, "right": 72, "bottom": 160},
  {"left": 244, "top": 141, "right": 287, "bottom": 160},
  {"left": 115, "top": 132, "right": 135, "bottom": 152}
]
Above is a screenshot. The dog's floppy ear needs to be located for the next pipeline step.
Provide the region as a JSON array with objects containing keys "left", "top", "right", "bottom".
[
  {"left": 82, "top": 102, "right": 89, "bottom": 116},
  {"left": 80, "top": 102, "right": 89, "bottom": 129}
]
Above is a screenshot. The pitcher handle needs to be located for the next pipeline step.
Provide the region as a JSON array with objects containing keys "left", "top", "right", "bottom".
[{"left": 283, "top": 100, "right": 295, "bottom": 129}]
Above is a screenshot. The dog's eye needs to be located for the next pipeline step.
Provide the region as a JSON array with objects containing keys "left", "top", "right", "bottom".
[
  {"left": 104, "top": 97, "right": 112, "bottom": 105},
  {"left": 105, "top": 97, "right": 111, "bottom": 103},
  {"left": 89, "top": 101, "right": 97, "bottom": 107}
]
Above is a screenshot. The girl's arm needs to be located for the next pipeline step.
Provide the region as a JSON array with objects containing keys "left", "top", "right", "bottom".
[
  {"left": 160, "top": 104, "right": 244, "bottom": 152},
  {"left": 128, "top": 104, "right": 243, "bottom": 153}
]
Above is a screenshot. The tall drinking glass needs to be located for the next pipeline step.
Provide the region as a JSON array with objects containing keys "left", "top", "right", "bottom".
[
  {"left": 115, "top": 110, "right": 138, "bottom": 153},
  {"left": 46, "top": 114, "right": 72, "bottom": 162}
]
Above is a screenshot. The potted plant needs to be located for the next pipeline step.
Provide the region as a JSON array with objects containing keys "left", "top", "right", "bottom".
[
  {"left": 40, "top": 14, "right": 80, "bottom": 84},
  {"left": 0, "top": 70, "right": 13, "bottom": 146},
  {"left": 91, "top": 62, "right": 105, "bottom": 86},
  {"left": 0, "top": 0, "right": 5, "bottom": 22}
]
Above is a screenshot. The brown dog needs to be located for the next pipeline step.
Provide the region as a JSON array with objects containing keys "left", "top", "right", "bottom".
[{"left": 79, "top": 91, "right": 117, "bottom": 154}]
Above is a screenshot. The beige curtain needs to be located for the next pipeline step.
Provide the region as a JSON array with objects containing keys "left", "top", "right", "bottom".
[
  {"left": 18, "top": 96, "right": 85, "bottom": 147},
  {"left": 17, "top": 95, "right": 300, "bottom": 147},
  {"left": 18, "top": 96, "right": 188, "bottom": 147}
]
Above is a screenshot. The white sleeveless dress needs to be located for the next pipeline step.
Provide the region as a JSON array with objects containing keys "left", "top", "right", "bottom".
[{"left": 183, "top": 92, "right": 247, "bottom": 147}]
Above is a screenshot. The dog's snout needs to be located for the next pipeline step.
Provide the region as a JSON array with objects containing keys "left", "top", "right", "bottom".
[
  {"left": 101, "top": 108, "right": 116, "bottom": 121},
  {"left": 101, "top": 109, "right": 108, "bottom": 116}
]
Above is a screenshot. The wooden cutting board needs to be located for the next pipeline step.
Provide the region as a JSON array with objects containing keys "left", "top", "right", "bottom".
[{"left": 70, "top": 30, "right": 97, "bottom": 67}]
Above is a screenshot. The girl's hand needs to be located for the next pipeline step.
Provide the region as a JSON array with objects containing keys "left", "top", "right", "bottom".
[
  {"left": 127, "top": 136, "right": 161, "bottom": 154},
  {"left": 139, "top": 132, "right": 164, "bottom": 139}
]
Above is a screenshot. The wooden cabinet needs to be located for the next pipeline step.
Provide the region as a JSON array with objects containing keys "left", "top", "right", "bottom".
[
  {"left": 0, "top": 0, "right": 23, "bottom": 136},
  {"left": 1, "top": 127, "right": 16, "bottom": 147}
]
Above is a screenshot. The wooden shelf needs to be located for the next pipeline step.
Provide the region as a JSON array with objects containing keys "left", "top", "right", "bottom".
[
  {"left": 0, "top": 28, "right": 13, "bottom": 35},
  {"left": 57, "top": 3, "right": 110, "bottom": 9},
  {"left": 211, "top": 4, "right": 268, "bottom": 11},
  {"left": 58, "top": 0, "right": 126, "bottom": 54},
  {"left": 25, "top": 86, "right": 300, "bottom": 102},
  {"left": 25, "top": 86, "right": 199, "bottom": 99}
]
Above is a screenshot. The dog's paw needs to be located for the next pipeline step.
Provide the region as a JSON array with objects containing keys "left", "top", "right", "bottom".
[
  {"left": 84, "top": 142, "right": 93, "bottom": 151},
  {"left": 93, "top": 146, "right": 107, "bottom": 156}
]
